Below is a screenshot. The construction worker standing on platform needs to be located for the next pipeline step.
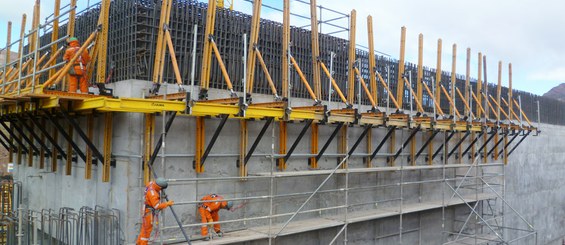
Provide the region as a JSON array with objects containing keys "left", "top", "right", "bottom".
[
  {"left": 136, "top": 178, "right": 174, "bottom": 245},
  {"left": 63, "top": 37, "right": 91, "bottom": 93},
  {"left": 199, "top": 193, "right": 233, "bottom": 240}
]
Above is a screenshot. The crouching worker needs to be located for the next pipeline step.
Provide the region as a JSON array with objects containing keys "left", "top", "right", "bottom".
[
  {"left": 199, "top": 194, "right": 233, "bottom": 240},
  {"left": 136, "top": 178, "right": 174, "bottom": 245}
]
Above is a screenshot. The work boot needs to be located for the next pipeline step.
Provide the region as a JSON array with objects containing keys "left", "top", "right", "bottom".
[
  {"left": 216, "top": 231, "right": 223, "bottom": 237},
  {"left": 203, "top": 236, "right": 210, "bottom": 241}
]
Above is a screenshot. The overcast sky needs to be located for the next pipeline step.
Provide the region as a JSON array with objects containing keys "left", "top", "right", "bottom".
[{"left": 0, "top": 0, "right": 563, "bottom": 95}]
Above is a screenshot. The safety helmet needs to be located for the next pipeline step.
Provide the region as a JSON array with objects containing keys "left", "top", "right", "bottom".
[
  {"left": 68, "top": 37, "right": 79, "bottom": 43},
  {"left": 155, "top": 178, "right": 168, "bottom": 189},
  {"left": 226, "top": 201, "right": 233, "bottom": 210}
]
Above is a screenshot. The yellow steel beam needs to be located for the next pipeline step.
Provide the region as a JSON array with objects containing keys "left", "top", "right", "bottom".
[
  {"left": 456, "top": 87, "right": 474, "bottom": 118},
  {"left": 39, "top": 119, "right": 45, "bottom": 169},
  {"left": 102, "top": 113, "right": 113, "bottom": 182},
  {"left": 366, "top": 129, "right": 372, "bottom": 167},
  {"left": 290, "top": 56, "right": 318, "bottom": 102},
  {"left": 354, "top": 67, "right": 376, "bottom": 108},
  {"left": 51, "top": 124, "right": 58, "bottom": 172},
  {"left": 440, "top": 84, "right": 461, "bottom": 118},
  {"left": 376, "top": 72, "right": 401, "bottom": 110},
  {"left": 245, "top": 0, "right": 262, "bottom": 94},
  {"left": 367, "top": 16, "right": 378, "bottom": 104},
  {"left": 27, "top": 123, "right": 33, "bottom": 167},
  {"left": 423, "top": 81, "right": 444, "bottom": 115},
  {"left": 403, "top": 77, "right": 424, "bottom": 113},
  {"left": 210, "top": 39, "right": 235, "bottom": 91},
  {"left": 396, "top": 26, "right": 406, "bottom": 107},
  {"left": 347, "top": 10, "right": 357, "bottom": 105},
  {"left": 339, "top": 126, "right": 348, "bottom": 169},
  {"left": 255, "top": 50, "right": 278, "bottom": 96}
]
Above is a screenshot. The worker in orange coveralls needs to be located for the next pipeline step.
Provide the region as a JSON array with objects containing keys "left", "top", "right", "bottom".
[
  {"left": 199, "top": 194, "right": 233, "bottom": 240},
  {"left": 63, "top": 37, "right": 90, "bottom": 93},
  {"left": 136, "top": 178, "right": 174, "bottom": 245}
]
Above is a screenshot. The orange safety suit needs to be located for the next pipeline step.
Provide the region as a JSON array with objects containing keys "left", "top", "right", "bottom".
[
  {"left": 199, "top": 194, "right": 228, "bottom": 236},
  {"left": 136, "top": 181, "right": 173, "bottom": 245},
  {"left": 63, "top": 40, "right": 91, "bottom": 93}
]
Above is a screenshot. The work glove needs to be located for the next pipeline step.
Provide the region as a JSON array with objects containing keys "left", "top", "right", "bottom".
[{"left": 164, "top": 201, "right": 174, "bottom": 207}]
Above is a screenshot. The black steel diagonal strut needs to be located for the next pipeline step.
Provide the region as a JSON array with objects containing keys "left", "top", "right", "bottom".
[
  {"left": 461, "top": 131, "right": 485, "bottom": 157},
  {"left": 507, "top": 130, "right": 531, "bottom": 157},
  {"left": 447, "top": 131, "right": 471, "bottom": 159},
  {"left": 60, "top": 110, "right": 104, "bottom": 164},
  {"left": 347, "top": 124, "right": 372, "bottom": 156},
  {"left": 487, "top": 130, "right": 508, "bottom": 157},
  {"left": 0, "top": 123, "right": 19, "bottom": 152},
  {"left": 370, "top": 126, "right": 397, "bottom": 161},
  {"left": 0, "top": 119, "right": 40, "bottom": 155},
  {"left": 283, "top": 119, "right": 314, "bottom": 163},
  {"left": 26, "top": 113, "right": 68, "bottom": 160},
  {"left": 497, "top": 131, "right": 521, "bottom": 157},
  {"left": 242, "top": 117, "right": 274, "bottom": 166},
  {"left": 415, "top": 130, "right": 439, "bottom": 160},
  {"left": 429, "top": 131, "right": 456, "bottom": 161},
  {"left": 476, "top": 128, "right": 498, "bottom": 157},
  {"left": 200, "top": 114, "right": 229, "bottom": 167},
  {"left": 314, "top": 122, "right": 344, "bottom": 162},
  {"left": 13, "top": 115, "right": 52, "bottom": 156},
  {"left": 392, "top": 125, "right": 421, "bottom": 161},
  {"left": 44, "top": 112, "right": 87, "bottom": 162},
  {"left": 0, "top": 135, "right": 9, "bottom": 151}
]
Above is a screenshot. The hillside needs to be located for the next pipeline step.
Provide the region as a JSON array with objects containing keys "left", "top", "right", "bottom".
[{"left": 543, "top": 83, "right": 565, "bottom": 102}]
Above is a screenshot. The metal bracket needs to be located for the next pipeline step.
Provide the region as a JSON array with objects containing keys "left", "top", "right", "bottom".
[
  {"left": 497, "top": 130, "right": 521, "bottom": 156},
  {"left": 347, "top": 124, "right": 372, "bottom": 156},
  {"left": 60, "top": 110, "right": 109, "bottom": 165},
  {"left": 487, "top": 131, "right": 508, "bottom": 157},
  {"left": 0, "top": 119, "right": 40, "bottom": 155},
  {"left": 370, "top": 126, "right": 397, "bottom": 161},
  {"left": 12, "top": 115, "right": 53, "bottom": 156},
  {"left": 239, "top": 117, "right": 274, "bottom": 167},
  {"left": 147, "top": 111, "right": 177, "bottom": 168},
  {"left": 0, "top": 122, "right": 20, "bottom": 152},
  {"left": 475, "top": 128, "right": 498, "bottom": 158}
]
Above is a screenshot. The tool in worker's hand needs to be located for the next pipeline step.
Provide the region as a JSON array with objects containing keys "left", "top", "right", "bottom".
[{"left": 230, "top": 200, "right": 249, "bottom": 212}]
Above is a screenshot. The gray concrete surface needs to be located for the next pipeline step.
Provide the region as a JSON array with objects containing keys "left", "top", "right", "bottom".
[{"left": 12, "top": 80, "right": 565, "bottom": 244}]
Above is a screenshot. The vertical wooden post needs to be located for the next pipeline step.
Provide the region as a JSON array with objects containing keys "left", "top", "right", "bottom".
[
  {"left": 195, "top": 117, "right": 205, "bottom": 173},
  {"left": 245, "top": 0, "right": 263, "bottom": 94},
  {"left": 366, "top": 129, "right": 372, "bottom": 167},
  {"left": 27, "top": 124, "right": 33, "bottom": 167},
  {"left": 200, "top": 0, "right": 218, "bottom": 91},
  {"left": 389, "top": 130, "right": 396, "bottom": 166},
  {"left": 5, "top": 21, "right": 11, "bottom": 65},
  {"left": 281, "top": 0, "right": 290, "bottom": 98},
  {"left": 85, "top": 114, "right": 94, "bottom": 180},
  {"left": 396, "top": 26, "right": 406, "bottom": 107},
  {"left": 339, "top": 126, "right": 348, "bottom": 169},
  {"left": 278, "top": 121, "right": 287, "bottom": 170},
  {"left": 508, "top": 63, "right": 513, "bottom": 121},
  {"left": 97, "top": 0, "right": 111, "bottom": 84},
  {"left": 66, "top": 123, "right": 73, "bottom": 175},
  {"left": 68, "top": 0, "right": 77, "bottom": 37},
  {"left": 310, "top": 0, "right": 321, "bottom": 99},
  {"left": 494, "top": 61, "right": 502, "bottom": 160},
  {"left": 102, "top": 113, "right": 113, "bottom": 182},
  {"left": 347, "top": 10, "right": 357, "bottom": 105},
  {"left": 367, "top": 16, "right": 378, "bottom": 104},
  {"left": 143, "top": 114, "right": 155, "bottom": 184},
  {"left": 50, "top": 0, "right": 61, "bottom": 79},
  {"left": 239, "top": 120, "right": 248, "bottom": 177},
  {"left": 51, "top": 123, "right": 58, "bottom": 172},
  {"left": 450, "top": 44, "right": 457, "bottom": 115},
  {"left": 435, "top": 39, "right": 442, "bottom": 103},
  {"left": 39, "top": 119, "right": 45, "bottom": 169},
  {"left": 310, "top": 123, "right": 318, "bottom": 169},
  {"left": 417, "top": 34, "right": 423, "bottom": 112}
]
